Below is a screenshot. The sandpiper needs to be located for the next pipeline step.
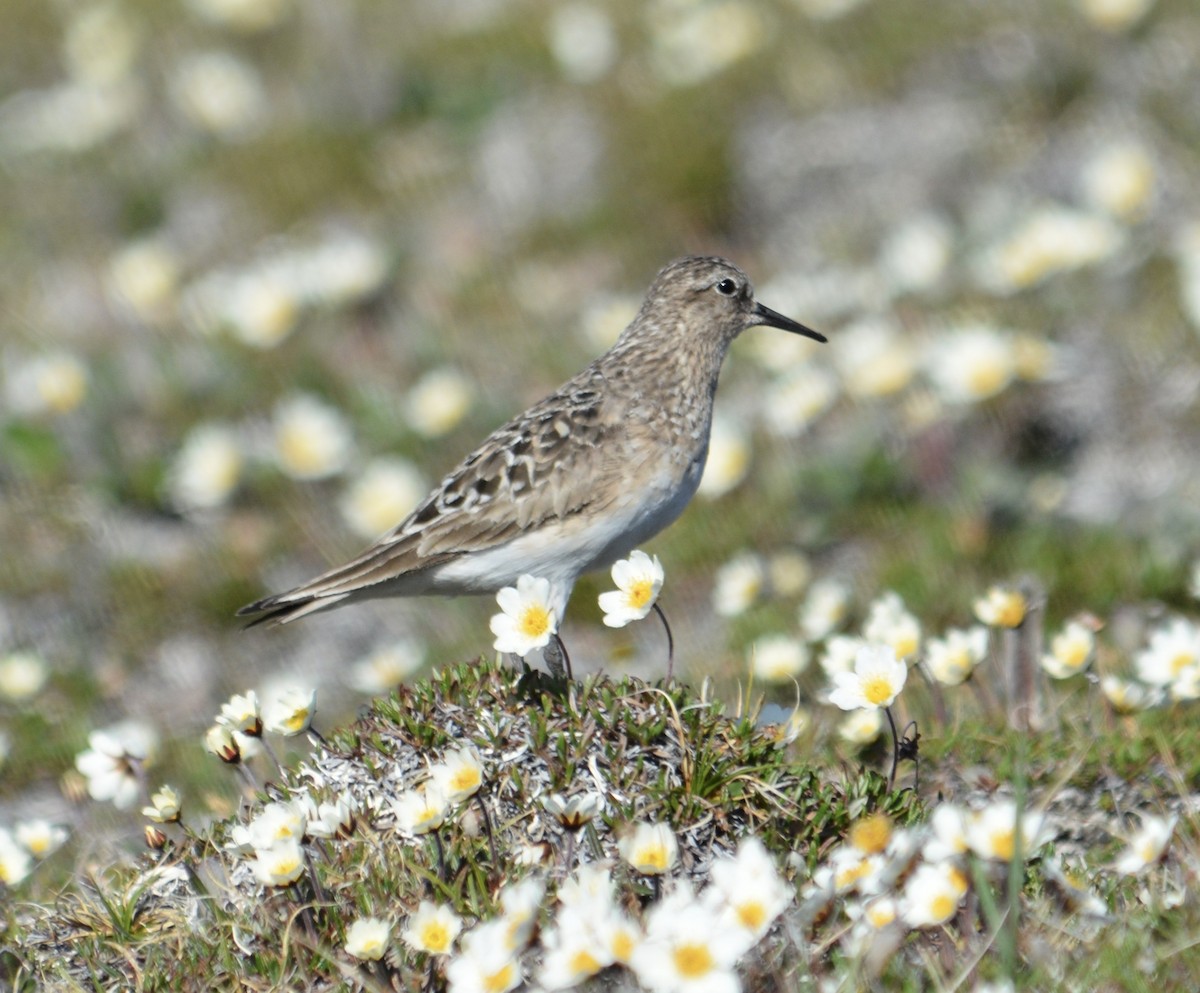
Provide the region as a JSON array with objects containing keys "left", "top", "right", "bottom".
[{"left": 239, "top": 256, "right": 824, "bottom": 630}]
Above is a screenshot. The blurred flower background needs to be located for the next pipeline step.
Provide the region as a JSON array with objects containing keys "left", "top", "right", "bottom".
[{"left": 2, "top": 0, "right": 1200, "bottom": 887}]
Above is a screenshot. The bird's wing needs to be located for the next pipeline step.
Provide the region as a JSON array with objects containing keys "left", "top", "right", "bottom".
[{"left": 238, "top": 371, "right": 623, "bottom": 622}]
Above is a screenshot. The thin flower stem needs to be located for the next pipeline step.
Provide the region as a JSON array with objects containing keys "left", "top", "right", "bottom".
[
  {"left": 307, "top": 726, "right": 329, "bottom": 748},
  {"left": 652, "top": 603, "right": 675, "bottom": 681},
  {"left": 259, "top": 736, "right": 285, "bottom": 778},
  {"left": 236, "top": 762, "right": 259, "bottom": 793},
  {"left": 304, "top": 847, "right": 328, "bottom": 906},
  {"left": 884, "top": 705, "right": 900, "bottom": 792},
  {"left": 474, "top": 793, "right": 499, "bottom": 868},
  {"left": 562, "top": 829, "right": 577, "bottom": 875},
  {"left": 431, "top": 829, "right": 447, "bottom": 885}
]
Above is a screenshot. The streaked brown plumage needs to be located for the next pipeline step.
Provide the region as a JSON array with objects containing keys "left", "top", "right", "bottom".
[{"left": 239, "top": 256, "right": 823, "bottom": 627}]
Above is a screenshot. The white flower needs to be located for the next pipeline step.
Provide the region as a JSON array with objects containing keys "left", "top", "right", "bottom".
[
  {"left": 250, "top": 837, "right": 305, "bottom": 887},
  {"left": 142, "top": 785, "right": 182, "bottom": 824},
  {"left": 707, "top": 836, "right": 793, "bottom": 947},
  {"left": 204, "top": 723, "right": 242, "bottom": 763},
  {"left": 1078, "top": 0, "right": 1157, "bottom": 33},
  {"left": 490, "top": 575, "right": 558, "bottom": 656},
  {"left": 170, "top": 50, "right": 265, "bottom": 136},
  {"left": 263, "top": 687, "right": 317, "bottom": 736},
  {"left": 831, "top": 317, "right": 918, "bottom": 399},
  {"left": 925, "top": 325, "right": 1017, "bottom": 405},
  {"left": 247, "top": 801, "right": 307, "bottom": 851},
  {"left": 1100, "top": 675, "right": 1161, "bottom": 713},
  {"left": 750, "top": 634, "right": 809, "bottom": 682},
  {"left": 108, "top": 237, "right": 179, "bottom": 324},
  {"left": 340, "top": 457, "right": 427, "bottom": 539},
  {"left": 402, "top": 900, "right": 462, "bottom": 956},
  {"left": 922, "top": 804, "right": 970, "bottom": 863},
  {"left": 974, "top": 586, "right": 1027, "bottom": 628},
  {"left": 899, "top": 861, "right": 969, "bottom": 928},
  {"left": 63, "top": 3, "right": 141, "bottom": 84},
  {"left": 0, "top": 651, "right": 49, "bottom": 701},
  {"left": 697, "top": 412, "right": 750, "bottom": 498},
  {"left": 303, "top": 795, "right": 356, "bottom": 840},
  {"left": 878, "top": 213, "right": 953, "bottom": 295},
  {"left": 1082, "top": 139, "right": 1156, "bottom": 221},
  {"left": 6, "top": 352, "right": 89, "bottom": 416},
  {"left": 167, "top": 424, "right": 244, "bottom": 512},
  {"left": 819, "top": 634, "right": 864, "bottom": 679},
  {"left": 499, "top": 875, "right": 546, "bottom": 951},
  {"left": 767, "top": 551, "right": 812, "bottom": 598},
  {"left": 965, "top": 800, "right": 1052, "bottom": 862},
  {"left": 651, "top": 1, "right": 765, "bottom": 88},
  {"left": 344, "top": 917, "right": 391, "bottom": 961},
  {"left": 272, "top": 394, "right": 353, "bottom": 481},
  {"left": 404, "top": 367, "right": 473, "bottom": 439},
  {"left": 294, "top": 231, "right": 389, "bottom": 306},
  {"left": 1134, "top": 618, "right": 1200, "bottom": 688},
  {"left": 548, "top": 3, "right": 618, "bottom": 83},
  {"left": 1113, "top": 813, "right": 1176, "bottom": 874},
  {"left": 348, "top": 638, "right": 424, "bottom": 694},
  {"left": 445, "top": 919, "right": 522, "bottom": 993},
  {"left": 977, "top": 204, "right": 1124, "bottom": 292},
  {"left": 598, "top": 550, "right": 664, "bottom": 627},
  {"left": 74, "top": 722, "right": 157, "bottom": 809},
  {"left": 543, "top": 792, "right": 603, "bottom": 830},
  {"left": 14, "top": 820, "right": 68, "bottom": 860},
  {"left": 1042, "top": 620, "right": 1096, "bottom": 679},
  {"left": 925, "top": 627, "right": 988, "bottom": 686},
  {"left": 200, "top": 269, "right": 300, "bottom": 347},
  {"left": 862, "top": 591, "right": 921, "bottom": 660},
  {"left": 618, "top": 822, "right": 678, "bottom": 876},
  {"left": 0, "top": 830, "right": 33, "bottom": 887},
  {"left": 393, "top": 784, "right": 448, "bottom": 836},
  {"left": 712, "top": 552, "right": 764, "bottom": 618},
  {"left": 429, "top": 747, "right": 485, "bottom": 804},
  {"left": 539, "top": 907, "right": 614, "bottom": 989},
  {"left": 217, "top": 691, "right": 261, "bottom": 735},
  {"left": 630, "top": 884, "right": 743, "bottom": 993},
  {"left": 828, "top": 645, "right": 908, "bottom": 711},
  {"left": 761, "top": 364, "right": 839, "bottom": 437},
  {"left": 799, "top": 578, "right": 850, "bottom": 641},
  {"left": 184, "top": 0, "right": 295, "bottom": 33},
  {"left": 838, "top": 708, "right": 883, "bottom": 744}
]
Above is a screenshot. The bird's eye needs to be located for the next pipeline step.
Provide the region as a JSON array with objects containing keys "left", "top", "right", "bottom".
[{"left": 715, "top": 278, "right": 738, "bottom": 297}]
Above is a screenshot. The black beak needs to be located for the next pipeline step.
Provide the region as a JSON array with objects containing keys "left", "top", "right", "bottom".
[{"left": 752, "top": 302, "right": 826, "bottom": 343}]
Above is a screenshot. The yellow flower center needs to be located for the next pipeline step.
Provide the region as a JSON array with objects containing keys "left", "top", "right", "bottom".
[
  {"left": 849, "top": 813, "right": 893, "bottom": 854},
  {"left": 1170, "top": 652, "right": 1195, "bottom": 676},
  {"left": 627, "top": 580, "right": 654, "bottom": 610},
  {"left": 519, "top": 605, "right": 551, "bottom": 639},
  {"left": 635, "top": 845, "right": 669, "bottom": 873},
  {"left": 967, "top": 363, "right": 1007, "bottom": 398},
  {"left": 995, "top": 592, "right": 1027, "bottom": 628},
  {"left": 568, "top": 950, "right": 602, "bottom": 977},
  {"left": 948, "top": 866, "right": 969, "bottom": 895},
  {"left": 421, "top": 921, "right": 450, "bottom": 953},
  {"left": 862, "top": 675, "right": 893, "bottom": 706},
  {"left": 673, "top": 943, "right": 714, "bottom": 978},
  {"left": 612, "top": 930, "right": 635, "bottom": 962},
  {"left": 930, "top": 893, "right": 955, "bottom": 921},
  {"left": 736, "top": 901, "right": 766, "bottom": 931},
  {"left": 990, "top": 828, "right": 1015, "bottom": 861},
  {"left": 835, "top": 859, "right": 871, "bottom": 890},
  {"left": 866, "top": 903, "right": 895, "bottom": 927},
  {"left": 483, "top": 962, "right": 515, "bottom": 993},
  {"left": 450, "top": 768, "right": 480, "bottom": 793}
]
